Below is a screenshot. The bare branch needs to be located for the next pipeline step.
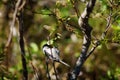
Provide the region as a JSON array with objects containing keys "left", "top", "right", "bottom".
[
  {"left": 4, "top": 0, "right": 21, "bottom": 72},
  {"left": 31, "top": 62, "right": 42, "bottom": 80},
  {"left": 18, "top": 10, "right": 28, "bottom": 80},
  {"left": 86, "top": 40, "right": 100, "bottom": 58},
  {"left": 86, "top": 7, "right": 113, "bottom": 61},
  {"left": 70, "top": 0, "right": 80, "bottom": 18},
  {"left": 18, "top": 0, "right": 26, "bottom": 11},
  {"left": 52, "top": 62, "right": 59, "bottom": 80},
  {"left": 17, "top": 0, "right": 28, "bottom": 80},
  {"left": 5, "top": 0, "right": 21, "bottom": 49},
  {"left": 68, "top": 0, "right": 96, "bottom": 80},
  {"left": 102, "top": 8, "right": 112, "bottom": 39},
  {"left": 45, "top": 58, "right": 51, "bottom": 80}
]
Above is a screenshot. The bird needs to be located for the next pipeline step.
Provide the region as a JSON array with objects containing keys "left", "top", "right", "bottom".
[{"left": 42, "top": 44, "right": 70, "bottom": 67}]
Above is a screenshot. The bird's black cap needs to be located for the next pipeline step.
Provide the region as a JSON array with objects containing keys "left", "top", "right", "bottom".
[{"left": 42, "top": 44, "right": 53, "bottom": 48}]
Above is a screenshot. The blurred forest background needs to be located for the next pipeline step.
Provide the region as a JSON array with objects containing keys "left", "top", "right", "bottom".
[{"left": 0, "top": 0, "right": 120, "bottom": 80}]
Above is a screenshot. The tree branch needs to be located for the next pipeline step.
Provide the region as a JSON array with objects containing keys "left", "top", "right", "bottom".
[
  {"left": 17, "top": 1, "right": 28, "bottom": 80},
  {"left": 70, "top": 0, "right": 80, "bottom": 18},
  {"left": 68, "top": 0, "right": 96, "bottom": 80},
  {"left": 5, "top": 0, "right": 21, "bottom": 48},
  {"left": 18, "top": 10, "right": 28, "bottom": 80},
  {"left": 86, "top": 8, "right": 112, "bottom": 58}
]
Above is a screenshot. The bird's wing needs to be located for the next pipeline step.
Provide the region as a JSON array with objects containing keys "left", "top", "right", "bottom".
[
  {"left": 44, "top": 49, "right": 59, "bottom": 61},
  {"left": 44, "top": 50, "right": 53, "bottom": 59},
  {"left": 54, "top": 47, "right": 60, "bottom": 56}
]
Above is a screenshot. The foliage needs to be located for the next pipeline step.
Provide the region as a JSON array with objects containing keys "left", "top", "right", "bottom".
[{"left": 0, "top": 0, "right": 120, "bottom": 80}]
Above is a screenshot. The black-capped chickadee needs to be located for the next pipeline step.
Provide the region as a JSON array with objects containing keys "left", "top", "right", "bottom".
[{"left": 42, "top": 44, "right": 70, "bottom": 67}]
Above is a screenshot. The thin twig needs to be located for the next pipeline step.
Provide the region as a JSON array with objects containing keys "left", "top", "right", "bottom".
[
  {"left": 86, "top": 40, "right": 100, "bottom": 58},
  {"left": 52, "top": 62, "right": 59, "bottom": 80},
  {"left": 102, "top": 8, "right": 112, "bottom": 39},
  {"left": 4, "top": 0, "right": 21, "bottom": 73},
  {"left": 70, "top": 0, "right": 80, "bottom": 18},
  {"left": 31, "top": 62, "right": 42, "bottom": 80},
  {"left": 18, "top": 0, "right": 26, "bottom": 11},
  {"left": 5, "top": 0, "right": 21, "bottom": 50},
  {"left": 25, "top": 7, "right": 81, "bottom": 32},
  {"left": 31, "top": 62, "right": 39, "bottom": 80},
  {"left": 46, "top": 58, "right": 51, "bottom": 80},
  {"left": 86, "top": 7, "right": 113, "bottom": 59}
]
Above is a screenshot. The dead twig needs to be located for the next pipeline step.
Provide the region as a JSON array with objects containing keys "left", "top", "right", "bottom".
[{"left": 5, "top": 0, "right": 21, "bottom": 48}]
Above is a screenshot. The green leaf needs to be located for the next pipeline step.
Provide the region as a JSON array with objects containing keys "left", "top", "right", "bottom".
[
  {"left": 74, "top": 52, "right": 80, "bottom": 58},
  {"left": 107, "top": 70, "right": 111, "bottom": 78},
  {"left": 41, "top": 9, "right": 51, "bottom": 15},
  {"left": 30, "top": 42, "right": 39, "bottom": 53},
  {"left": 112, "top": 25, "right": 120, "bottom": 30}
]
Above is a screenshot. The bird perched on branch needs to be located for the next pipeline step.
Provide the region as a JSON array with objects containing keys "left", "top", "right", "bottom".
[{"left": 42, "top": 44, "right": 70, "bottom": 67}]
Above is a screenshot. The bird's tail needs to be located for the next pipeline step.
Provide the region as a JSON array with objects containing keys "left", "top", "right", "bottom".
[{"left": 59, "top": 60, "right": 70, "bottom": 67}]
